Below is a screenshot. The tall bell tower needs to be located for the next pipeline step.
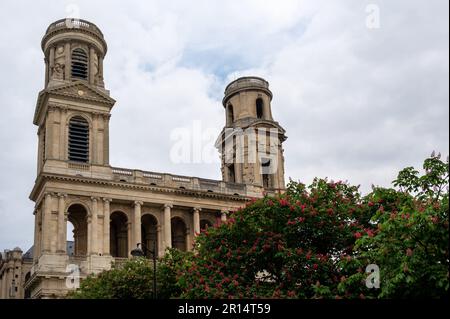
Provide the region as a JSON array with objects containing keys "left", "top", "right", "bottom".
[
  {"left": 35, "top": 18, "right": 115, "bottom": 177},
  {"left": 217, "top": 77, "right": 287, "bottom": 191}
]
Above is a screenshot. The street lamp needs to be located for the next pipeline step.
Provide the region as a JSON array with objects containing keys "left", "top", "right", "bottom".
[{"left": 130, "top": 241, "right": 158, "bottom": 299}]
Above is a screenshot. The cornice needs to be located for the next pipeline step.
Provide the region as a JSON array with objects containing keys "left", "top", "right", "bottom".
[{"left": 30, "top": 173, "right": 250, "bottom": 204}]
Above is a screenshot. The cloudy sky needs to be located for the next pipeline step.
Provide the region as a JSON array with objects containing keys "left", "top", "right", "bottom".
[{"left": 0, "top": 0, "right": 448, "bottom": 251}]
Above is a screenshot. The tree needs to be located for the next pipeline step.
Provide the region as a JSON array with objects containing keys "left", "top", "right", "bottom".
[
  {"left": 68, "top": 248, "right": 190, "bottom": 299},
  {"left": 338, "top": 154, "right": 449, "bottom": 298},
  {"left": 178, "top": 154, "right": 448, "bottom": 299},
  {"left": 178, "top": 178, "right": 372, "bottom": 298}
]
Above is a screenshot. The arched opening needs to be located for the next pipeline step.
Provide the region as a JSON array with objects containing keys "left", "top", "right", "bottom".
[
  {"left": 68, "top": 116, "right": 89, "bottom": 163},
  {"left": 227, "top": 164, "right": 236, "bottom": 183},
  {"left": 110, "top": 211, "right": 128, "bottom": 258},
  {"left": 171, "top": 217, "right": 187, "bottom": 252},
  {"left": 227, "top": 104, "right": 234, "bottom": 125},
  {"left": 72, "top": 48, "right": 88, "bottom": 80},
  {"left": 256, "top": 98, "right": 264, "bottom": 119},
  {"left": 67, "top": 204, "right": 88, "bottom": 256},
  {"left": 141, "top": 214, "right": 158, "bottom": 258},
  {"left": 261, "top": 158, "right": 272, "bottom": 189},
  {"left": 200, "top": 219, "right": 213, "bottom": 231}
]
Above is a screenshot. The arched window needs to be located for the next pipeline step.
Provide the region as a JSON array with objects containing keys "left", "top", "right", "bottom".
[
  {"left": 171, "top": 218, "right": 187, "bottom": 251},
  {"left": 227, "top": 104, "right": 234, "bottom": 125},
  {"left": 68, "top": 116, "right": 89, "bottom": 163},
  {"left": 141, "top": 214, "right": 158, "bottom": 258},
  {"left": 67, "top": 204, "right": 88, "bottom": 256},
  {"left": 256, "top": 98, "right": 264, "bottom": 119},
  {"left": 71, "top": 49, "right": 88, "bottom": 80},
  {"left": 110, "top": 212, "right": 128, "bottom": 258}
]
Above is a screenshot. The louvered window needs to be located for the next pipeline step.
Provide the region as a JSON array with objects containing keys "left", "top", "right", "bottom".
[
  {"left": 68, "top": 117, "right": 89, "bottom": 163},
  {"left": 72, "top": 49, "right": 88, "bottom": 80}
]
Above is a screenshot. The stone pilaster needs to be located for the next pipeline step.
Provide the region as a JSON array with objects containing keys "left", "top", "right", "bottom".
[
  {"left": 64, "top": 42, "right": 71, "bottom": 80},
  {"left": 57, "top": 193, "right": 67, "bottom": 253},
  {"left": 42, "top": 193, "right": 53, "bottom": 253},
  {"left": 103, "top": 198, "right": 112, "bottom": 256},
  {"left": 90, "top": 197, "right": 99, "bottom": 255}
]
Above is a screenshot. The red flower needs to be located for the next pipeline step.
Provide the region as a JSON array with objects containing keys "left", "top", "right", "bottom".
[
  {"left": 267, "top": 200, "right": 274, "bottom": 206},
  {"left": 368, "top": 201, "right": 374, "bottom": 207},
  {"left": 306, "top": 251, "right": 312, "bottom": 260},
  {"left": 366, "top": 229, "right": 374, "bottom": 237},
  {"left": 279, "top": 199, "right": 289, "bottom": 207},
  {"left": 354, "top": 232, "right": 362, "bottom": 239},
  {"left": 313, "top": 264, "right": 319, "bottom": 270},
  {"left": 327, "top": 208, "right": 334, "bottom": 216}
]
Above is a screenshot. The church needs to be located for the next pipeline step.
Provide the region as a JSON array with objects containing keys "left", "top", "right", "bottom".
[{"left": 0, "top": 18, "right": 287, "bottom": 299}]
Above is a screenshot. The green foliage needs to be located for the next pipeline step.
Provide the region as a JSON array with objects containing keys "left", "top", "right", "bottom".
[
  {"left": 69, "top": 258, "right": 155, "bottom": 299},
  {"left": 178, "top": 154, "right": 448, "bottom": 299},
  {"left": 68, "top": 249, "right": 192, "bottom": 299},
  {"left": 340, "top": 153, "right": 449, "bottom": 298},
  {"left": 178, "top": 178, "right": 370, "bottom": 299}
]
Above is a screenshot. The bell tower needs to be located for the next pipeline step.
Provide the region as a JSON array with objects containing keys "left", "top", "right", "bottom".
[
  {"left": 217, "top": 77, "right": 287, "bottom": 191},
  {"left": 34, "top": 19, "right": 115, "bottom": 176}
]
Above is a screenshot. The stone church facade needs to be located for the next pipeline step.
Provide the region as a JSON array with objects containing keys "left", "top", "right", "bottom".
[{"left": 0, "top": 18, "right": 287, "bottom": 299}]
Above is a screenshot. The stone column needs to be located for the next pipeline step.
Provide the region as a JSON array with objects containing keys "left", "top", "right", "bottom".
[
  {"left": 57, "top": 194, "right": 67, "bottom": 253},
  {"left": 87, "top": 215, "right": 92, "bottom": 255},
  {"left": 90, "top": 197, "right": 99, "bottom": 255},
  {"left": 89, "top": 47, "right": 96, "bottom": 85},
  {"left": 157, "top": 225, "right": 163, "bottom": 257},
  {"left": 133, "top": 201, "right": 143, "bottom": 249},
  {"left": 164, "top": 204, "right": 173, "bottom": 249},
  {"left": 221, "top": 210, "right": 228, "bottom": 223},
  {"left": 193, "top": 207, "right": 201, "bottom": 236},
  {"left": 103, "top": 198, "right": 111, "bottom": 256},
  {"left": 186, "top": 227, "right": 192, "bottom": 251},
  {"left": 92, "top": 113, "right": 98, "bottom": 164},
  {"left": 45, "top": 58, "right": 49, "bottom": 87},
  {"left": 127, "top": 222, "right": 132, "bottom": 258},
  {"left": 64, "top": 42, "right": 71, "bottom": 80},
  {"left": 98, "top": 56, "right": 104, "bottom": 86},
  {"left": 33, "top": 210, "right": 39, "bottom": 262},
  {"left": 42, "top": 193, "right": 53, "bottom": 253},
  {"left": 49, "top": 47, "right": 55, "bottom": 79},
  {"left": 103, "top": 114, "right": 110, "bottom": 165}
]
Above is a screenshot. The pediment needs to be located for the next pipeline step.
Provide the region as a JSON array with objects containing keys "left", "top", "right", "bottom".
[
  {"left": 33, "top": 81, "right": 116, "bottom": 125},
  {"left": 46, "top": 81, "right": 116, "bottom": 105}
]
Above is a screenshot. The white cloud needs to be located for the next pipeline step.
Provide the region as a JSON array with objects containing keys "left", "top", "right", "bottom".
[{"left": 0, "top": 0, "right": 448, "bottom": 251}]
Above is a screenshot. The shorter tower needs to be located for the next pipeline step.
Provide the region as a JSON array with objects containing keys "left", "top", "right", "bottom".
[{"left": 217, "top": 77, "right": 287, "bottom": 191}]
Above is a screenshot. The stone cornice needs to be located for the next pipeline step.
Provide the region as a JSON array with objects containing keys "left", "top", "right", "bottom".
[{"left": 29, "top": 173, "right": 250, "bottom": 204}]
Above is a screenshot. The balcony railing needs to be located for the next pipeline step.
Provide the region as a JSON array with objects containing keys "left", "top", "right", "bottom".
[
  {"left": 45, "top": 19, "right": 104, "bottom": 38},
  {"left": 111, "top": 167, "right": 260, "bottom": 197}
]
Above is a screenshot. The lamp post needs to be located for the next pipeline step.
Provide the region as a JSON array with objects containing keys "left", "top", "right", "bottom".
[{"left": 130, "top": 241, "right": 157, "bottom": 299}]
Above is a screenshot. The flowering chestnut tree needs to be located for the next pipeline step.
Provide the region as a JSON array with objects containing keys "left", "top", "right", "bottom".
[
  {"left": 178, "top": 155, "right": 449, "bottom": 299},
  {"left": 338, "top": 154, "right": 449, "bottom": 298},
  {"left": 178, "top": 178, "right": 373, "bottom": 298}
]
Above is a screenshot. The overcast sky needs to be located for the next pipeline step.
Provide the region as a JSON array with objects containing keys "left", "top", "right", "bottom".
[{"left": 0, "top": 0, "right": 448, "bottom": 251}]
